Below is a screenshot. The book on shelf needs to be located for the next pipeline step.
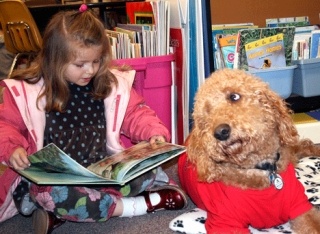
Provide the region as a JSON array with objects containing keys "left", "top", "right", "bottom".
[
  {"left": 116, "top": 23, "right": 155, "bottom": 58},
  {"left": 125, "top": 1, "right": 170, "bottom": 57},
  {"left": 245, "top": 33, "right": 286, "bottom": 71},
  {"left": 212, "top": 23, "right": 255, "bottom": 28},
  {"left": 233, "top": 26, "right": 295, "bottom": 71},
  {"left": 266, "top": 16, "right": 310, "bottom": 28},
  {"left": 105, "top": 29, "right": 132, "bottom": 59},
  {"left": 17, "top": 141, "right": 186, "bottom": 185},
  {"left": 291, "top": 25, "right": 319, "bottom": 60},
  {"left": 211, "top": 24, "right": 258, "bottom": 70},
  {"left": 149, "top": 0, "right": 171, "bottom": 56},
  {"left": 169, "top": 27, "right": 185, "bottom": 144},
  {"left": 218, "top": 35, "right": 237, "bottom": 68},
  {"left": 310, "top": 29, "right": 320, "bottom": 58},
  {"left": 126, "top": 1, "right": 154, "bottom": 25},
  {"left": 168, "top": 0, "right": 188, "bottom": 144}
]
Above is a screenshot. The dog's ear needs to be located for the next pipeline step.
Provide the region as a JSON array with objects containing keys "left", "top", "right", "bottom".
[
  {"left": 261, "top": 88, "right": 299, "bottom": 146},
  {"left": 187, "top": 128, "right": 219, "bottom": 182}
]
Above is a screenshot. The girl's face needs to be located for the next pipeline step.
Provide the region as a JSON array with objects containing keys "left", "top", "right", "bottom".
[{"left": 64, "top": 45, "right": 103, "bottom": 86}]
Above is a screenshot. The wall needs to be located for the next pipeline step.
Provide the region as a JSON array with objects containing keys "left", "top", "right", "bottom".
[{"left": 210, "top": 0, "right": 320, "bottom": 27}]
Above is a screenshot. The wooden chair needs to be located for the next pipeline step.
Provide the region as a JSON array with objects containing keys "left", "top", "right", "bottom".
[{"left": 0, "top": 0, "right": 42, "bottom": 77}]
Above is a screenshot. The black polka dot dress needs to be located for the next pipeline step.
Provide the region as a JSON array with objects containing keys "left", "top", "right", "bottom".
[{"left": 44, "top": 81, "right": 109, "bottom": 167}]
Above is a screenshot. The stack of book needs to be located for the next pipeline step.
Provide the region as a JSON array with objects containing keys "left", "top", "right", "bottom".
[
  {"left": 105, "top": 0, "right": 171, "bottom": 60},
  {"left": 266, "top": 16, "right": 320, "bottom": 60},
  {"left": 211, "top": 23, "right": 258, "bottom": 70}
]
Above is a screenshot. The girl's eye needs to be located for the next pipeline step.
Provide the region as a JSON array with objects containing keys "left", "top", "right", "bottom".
[
  {"left": 75, "top": 64, "right": 84, "bottom": 68},
  {"left": 93, "top": 59, "right": 101, "bottom": 64},
  {"left": 229, "top": 93, "right": 241, "bottom": 102}
]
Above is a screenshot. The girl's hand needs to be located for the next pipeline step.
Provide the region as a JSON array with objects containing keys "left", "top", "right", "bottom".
[
  {"left": 9, "top": 147, "right": 30, "bottom": 170},
  {"left": 149, "top": 135, "right": 166, "bottom": 145}
]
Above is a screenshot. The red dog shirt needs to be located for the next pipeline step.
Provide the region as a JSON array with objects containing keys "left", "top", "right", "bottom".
[{"left": 178, "top": 152, "right": 313, "bottom": 233}]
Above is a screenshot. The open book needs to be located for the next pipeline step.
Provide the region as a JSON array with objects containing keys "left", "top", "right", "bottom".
[{"left": 18, "top": 142, "right": 186, "bottom": 185}]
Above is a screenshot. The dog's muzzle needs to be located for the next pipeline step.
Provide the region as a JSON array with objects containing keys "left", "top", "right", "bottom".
[{"left": 214, "top": 123, "right": 231, "bottom": 141}]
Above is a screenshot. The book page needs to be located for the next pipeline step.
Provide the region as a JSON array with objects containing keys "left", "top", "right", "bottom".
[
  {"left": 87, "top": 141, "right": 185, "bottom": 181},
  {"left": 118, "top": 147, "right": 184, "bottom": 182},
  {"left": 25, "top": 143, "right": 101, "bottom": 178}
]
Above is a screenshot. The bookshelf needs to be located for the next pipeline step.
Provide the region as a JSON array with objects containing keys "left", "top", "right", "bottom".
[{"left": 26, "top": 0, "right": 144, "bottom": 33}]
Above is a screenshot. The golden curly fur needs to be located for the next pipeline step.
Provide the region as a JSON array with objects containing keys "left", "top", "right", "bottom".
[{"left": 187, "top": 69, "right": 320, "bottom": 232}]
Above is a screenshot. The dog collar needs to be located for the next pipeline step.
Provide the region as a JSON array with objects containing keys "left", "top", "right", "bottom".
[{"left": 255, "top": 153, "right": 284, "bottom": 190}]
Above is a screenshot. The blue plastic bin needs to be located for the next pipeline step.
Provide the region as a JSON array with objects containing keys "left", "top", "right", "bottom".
[
  {"left": 292, "top": 58, "right": 320, "bottom": 97},
  {"left": 250, "top": 65, "right": 297, "bottom": 99}
]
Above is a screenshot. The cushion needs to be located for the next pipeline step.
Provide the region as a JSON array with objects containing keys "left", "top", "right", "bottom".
[{"left": 169, "top": 156, "right": 320, "bottom": 233}]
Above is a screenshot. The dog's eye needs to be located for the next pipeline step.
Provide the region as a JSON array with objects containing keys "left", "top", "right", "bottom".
[{"left": 229, "top": 93, "right": 241, "bottom": 102}]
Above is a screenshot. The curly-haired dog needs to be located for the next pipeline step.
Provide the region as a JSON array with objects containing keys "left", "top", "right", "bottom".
[{"left": 178, "top": 69, "right": 320, "bottom": 233}]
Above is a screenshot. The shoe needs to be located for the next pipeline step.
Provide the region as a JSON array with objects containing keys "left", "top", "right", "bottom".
[
  {"left": 142, "top": 185, "right": 188, "bottom": 213},
  {"left": 32, "top": 209, "right": 65, "bottom": 234}
]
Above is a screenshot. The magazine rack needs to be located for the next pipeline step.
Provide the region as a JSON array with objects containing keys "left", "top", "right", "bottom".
[{"left": 114, "top": 53, "right": 175, "bottom": 146}]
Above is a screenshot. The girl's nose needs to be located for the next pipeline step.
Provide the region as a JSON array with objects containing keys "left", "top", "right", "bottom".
[{"left": 85, "top": 64, "right": 94, "bottom": 74}]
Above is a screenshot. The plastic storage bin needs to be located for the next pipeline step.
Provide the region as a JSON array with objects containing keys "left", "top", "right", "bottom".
[
  {"left": 250, "top": 65, "right": 297, "bottom": 99},
  {"left": 114, "top": 54, "right": 175, "bottom": 145},
  {"left": 292, "top": 58, "right": 320, "bottom": 97}
]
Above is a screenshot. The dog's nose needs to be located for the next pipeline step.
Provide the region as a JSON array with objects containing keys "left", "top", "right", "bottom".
[{"left": 214, "top": 124, "right": 231, "bottom": 141}]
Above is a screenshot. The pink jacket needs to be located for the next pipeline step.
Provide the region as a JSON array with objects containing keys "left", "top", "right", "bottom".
[{"left": 0, "top": 69, "right": 170, "bottom": 222}]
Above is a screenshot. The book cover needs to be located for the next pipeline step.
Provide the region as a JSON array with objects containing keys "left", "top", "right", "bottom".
[
  {"left": 126, "top": 2, "right": 154, "bottom": 25},
  {"left": 310, "top": 30, "right": 320, "bottom": 58},
  {"left": 18, "top": 142, "right": 186, "bottom": 185},
  {"left": 234, "top": 27, "right": 295, "bottom": 70},
  {"left": 218, "top": 35, "right": 237, "bottom": 68},
  {"left": 168, "top": 0, "right": 189, "bottom": 143},
  {"left": 245, "top": 33, "right": 286, "bottom": 71},
  {"left": 212, "top": 25, "right": 257, "bottom": 70},
  {"left": 170, "top": 28, "right": 185, "bottom": 144}
]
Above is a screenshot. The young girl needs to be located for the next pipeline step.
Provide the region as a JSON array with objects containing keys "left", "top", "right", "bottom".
[{"left": 0, "top": 6, "right": 187, "bottom": 233}]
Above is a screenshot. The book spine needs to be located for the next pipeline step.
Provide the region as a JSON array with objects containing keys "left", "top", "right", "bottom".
[{"left": 310, "top": 31, "right": 320, "bottom": 58}]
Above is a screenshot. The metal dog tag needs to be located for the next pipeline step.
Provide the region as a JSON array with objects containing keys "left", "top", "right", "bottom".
[{"left": 273, "top": 174, "right": 284, "bottom": 190}]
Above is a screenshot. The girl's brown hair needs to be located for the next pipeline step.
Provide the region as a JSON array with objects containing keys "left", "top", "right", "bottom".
[{"left": 11, "top": 10, "right": 117, "bottom": 112}]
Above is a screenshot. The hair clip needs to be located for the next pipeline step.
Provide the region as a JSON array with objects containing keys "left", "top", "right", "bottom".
[{"left": 79, "top": 4, "right": 88, "bottom": 12}]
